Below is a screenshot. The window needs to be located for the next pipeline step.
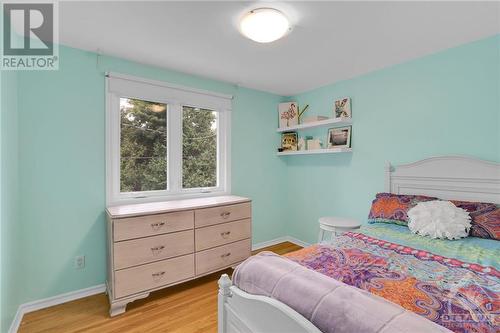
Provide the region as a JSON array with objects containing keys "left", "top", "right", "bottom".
[
  {"left": 106, "top": 73, "right": 231, "bottom": 205},
  {"left": 120, "top": 98, "right": 167, "bottom": 192},
  {"left": 182, "top": 106, "right": 218, "bottom": 189}
]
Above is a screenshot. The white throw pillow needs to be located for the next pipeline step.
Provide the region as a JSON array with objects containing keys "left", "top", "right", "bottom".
[{"left": 407, "top": 200, "right": 471, "bottom": 240}]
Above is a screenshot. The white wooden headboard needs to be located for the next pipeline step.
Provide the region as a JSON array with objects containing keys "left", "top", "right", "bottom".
[{"left": 385, "top": 156, "right": 500, "bottom": 204}]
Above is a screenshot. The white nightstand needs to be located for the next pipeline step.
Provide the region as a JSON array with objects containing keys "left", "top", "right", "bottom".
[{"left": 318, "top": 216, "right": 361, "bottom": 243}]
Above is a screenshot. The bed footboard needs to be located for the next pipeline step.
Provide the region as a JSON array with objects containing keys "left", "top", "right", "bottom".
[{"left": 218, "top": 274, "right": 321, "bottom": 333}]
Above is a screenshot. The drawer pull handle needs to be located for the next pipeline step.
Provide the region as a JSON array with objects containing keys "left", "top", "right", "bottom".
[
  {"left": 220, "top": 212, "right": 231, "bottom": 219},
  {"left": 152, "top": 271, "right": 166, "bottom": 279},
  {"left": 220, "top": 231, "right": 231, "bottom": 238},
  {"left": 151, "top": 245, "right": 165, "bottom": 254},
  {"left": 151, "top": 222, "right": 166, "bottom": 230},
  {"left": 220, "top": 252, "right": 231, "bottom": 258}
]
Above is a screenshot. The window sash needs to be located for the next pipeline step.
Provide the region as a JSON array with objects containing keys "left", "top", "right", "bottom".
[
  {"left": 181, "top": 106, "right": 219, "bottom": 190},
  {"left": 106, "top": 73, "right": 231, "bottom": 205},
  {"left": 119, "top": 97, "right": 168, "bottom": 193}
]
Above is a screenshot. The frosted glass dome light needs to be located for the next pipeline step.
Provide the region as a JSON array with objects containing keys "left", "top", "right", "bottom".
[{"left": 240, "top": 8, "right": 290, "bottom": 43}]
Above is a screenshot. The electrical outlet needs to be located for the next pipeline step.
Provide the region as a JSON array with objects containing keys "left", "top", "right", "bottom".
[{"left": 75, "top": 255, "right": 85, "bottom": 269}]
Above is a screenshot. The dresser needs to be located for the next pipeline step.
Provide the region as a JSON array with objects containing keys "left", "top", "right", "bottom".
[{"left": 106, "top": 195, "right": 252, "bottom": 316}]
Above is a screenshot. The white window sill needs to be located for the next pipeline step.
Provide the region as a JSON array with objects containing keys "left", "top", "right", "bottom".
[{"left": 107, "top": 190, "right": 229, "bottom": 207}]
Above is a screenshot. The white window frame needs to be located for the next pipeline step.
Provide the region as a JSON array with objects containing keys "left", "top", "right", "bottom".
[{"left": 106, "top": 72, "right": 232, "bottom": 206}]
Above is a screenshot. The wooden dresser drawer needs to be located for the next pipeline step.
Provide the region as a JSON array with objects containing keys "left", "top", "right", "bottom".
[
  {"left": 106, "top": 196, "right": 251, "bottom": 316},
  {"left": 195, "top": 219, "right": 251, "bottom": 251},
  {"left": 114, "top": 254, "right": 194, "bottom": 298},
  {"left": 195, "top": 239, "right": 251, "bottom": 276},
  {"left": 195, "top": 202, "right": 251, "bottom": 228},
  {"left": 114, "top": 210, "right": 194, "bottom": 241},
  {"left": 114, "top": 230, "right": 194, "bottom": 270}
]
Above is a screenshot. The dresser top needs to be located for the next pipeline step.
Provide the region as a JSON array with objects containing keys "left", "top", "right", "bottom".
[{"left": 106, "top": 195, "right": 251, "bottom": 219}]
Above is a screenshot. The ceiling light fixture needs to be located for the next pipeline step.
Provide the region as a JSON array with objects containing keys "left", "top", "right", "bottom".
[{"left": 239, "top": 8, "right": 290, "bottom": 43}]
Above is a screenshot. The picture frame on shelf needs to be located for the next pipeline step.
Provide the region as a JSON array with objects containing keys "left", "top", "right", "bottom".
[
  {"left": 281, "top": 132, "right": 298, "bottom": 151},
  {"left": 333, "top": 97, "right": 351, "bottom": 119},
  {"left": 278, "top": 102, "right": 299, "bottom": 128},
  {"left": 327, "top": 126, "right": 351, "bottom": 148}
]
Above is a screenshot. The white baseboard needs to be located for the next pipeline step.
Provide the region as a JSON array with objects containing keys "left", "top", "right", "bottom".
[
  {"left": 9, "top": 284, "right": 106, "bottom": 333},
  {"left": 252, "top": 236, "right": 288, "bottom": 250},
  {"left": 284, "top": 236, "right": 310, "bottom": 248},
  {"left": 252, "top": 235, "right": 310, "bottom": 251},
  {"left": 9, "top": 237, "right": 309, "bottom": 333}
]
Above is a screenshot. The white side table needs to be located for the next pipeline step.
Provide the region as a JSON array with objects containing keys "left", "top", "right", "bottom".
[{"left": 318, "top": 216, "right": 361, "bottom": 243}]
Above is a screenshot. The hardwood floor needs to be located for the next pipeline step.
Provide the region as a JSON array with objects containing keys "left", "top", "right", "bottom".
[{"left": 18, "top": 242, "right": 302, "bottom": 333}]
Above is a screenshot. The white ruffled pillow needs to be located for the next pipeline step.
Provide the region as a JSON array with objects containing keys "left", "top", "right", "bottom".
[{"left": 407, "top": 200, "right": 471, "bottom": 240}]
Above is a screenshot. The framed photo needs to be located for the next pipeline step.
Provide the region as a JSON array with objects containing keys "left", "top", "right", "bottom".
[
  {"left": 281, "top": 132, "right": 298, "bottom": 151},
  {"left": 333, "top": 97, "right": 351, "bottom": 119},
  {"left": 327, "top": 126, "right": 351, "bottom": 148},
  {"left": 278, "top": 102, "right": 299, "bottom": 128}
]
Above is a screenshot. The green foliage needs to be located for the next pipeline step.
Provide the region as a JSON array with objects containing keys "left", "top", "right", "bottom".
[
  {"left": 182, "top": 106, "right": 217, "bottom": 188},
  {"left": 120, "top": 98, "right": 167, "bottom": 192},
  {"left": 119, "top": 99, "right": 217, "bottom": 193}
]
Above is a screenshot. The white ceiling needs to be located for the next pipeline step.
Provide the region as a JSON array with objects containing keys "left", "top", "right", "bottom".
[{"left": 59, "top": 1, "right": 500, "bottom": 96}]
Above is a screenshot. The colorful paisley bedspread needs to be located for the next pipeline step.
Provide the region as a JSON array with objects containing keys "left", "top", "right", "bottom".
[{"left": 284, "top": 228, "right": 499, "bottom": 333}]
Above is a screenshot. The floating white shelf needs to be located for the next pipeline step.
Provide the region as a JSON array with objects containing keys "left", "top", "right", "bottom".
[
  {"left": 277, "top": 117, "right": 352, "bottom": 133},
  {"left": 277, "top": 148, "right": 352, "bottom": 156}
]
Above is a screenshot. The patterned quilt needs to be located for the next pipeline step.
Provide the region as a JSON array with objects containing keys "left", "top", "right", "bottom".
[{"left": 285, "top": 226, "right": 499, "bottom": 333}]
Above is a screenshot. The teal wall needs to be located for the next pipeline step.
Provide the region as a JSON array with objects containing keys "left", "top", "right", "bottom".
[
  {"left": 1, "top": 70, "right": 20, "bottom": 332},
  {"left": 1, "top": 33, "right": 499, "bottom": 332},
  {"left": 284, "top": 35, "right": 500, "bottom": 244},
  {"left": 11, "top": 45, "right": 287, "bottom": 313}
]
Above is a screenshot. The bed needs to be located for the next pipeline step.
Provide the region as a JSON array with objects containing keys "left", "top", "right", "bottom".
[{"left": 217, "top": 156, "right": 500, "bottom": 333}]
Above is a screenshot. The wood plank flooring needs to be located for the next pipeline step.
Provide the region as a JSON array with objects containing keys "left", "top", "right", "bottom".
[{"left": 18, "top": 242, "right": 302, "bottom": 333}]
